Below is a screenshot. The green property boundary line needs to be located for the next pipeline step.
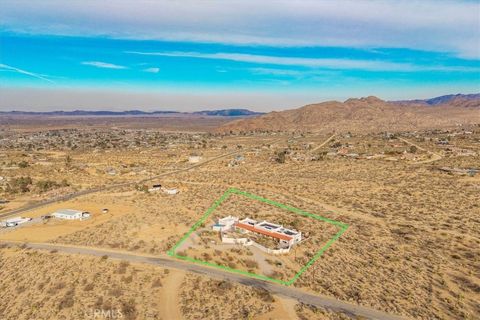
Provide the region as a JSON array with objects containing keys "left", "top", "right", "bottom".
[{"left": 167, "top": 188, "right": 349, "bottom": 286}]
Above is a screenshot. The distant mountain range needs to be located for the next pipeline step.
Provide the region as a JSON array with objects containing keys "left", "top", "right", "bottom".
[
  {"left": 218, "top": 93, "right": 480, "bottom": 133},
  {"left": 0, "top": 108, "right": 264, "bottom": 117},
  {"left": 392, "top": 93, "right": 480, "bottom": 107},
  {"left": 192, "top": 109, "right": 263, "bottom": 116}
]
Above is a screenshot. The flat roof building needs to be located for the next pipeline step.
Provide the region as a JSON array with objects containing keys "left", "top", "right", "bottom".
[
  {"left": 52, "top": 209, "right": 89, "bottom": 220},
  {"left": 213, "top": 216, "right": 302, "bottom": 248}
]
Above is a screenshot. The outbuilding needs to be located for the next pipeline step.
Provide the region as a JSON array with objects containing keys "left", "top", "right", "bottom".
[
  {"left": 149, "top": 184, "right": 162, "bottom": 192},
  {"left": 52, "top": 209, "right": 89, "bottom": 220},
  {"left": 0, "top": 216, "right": 32, "bottom": 227},
  {"left": 164, "top": 188, "right": 179, "bottom": 195}
]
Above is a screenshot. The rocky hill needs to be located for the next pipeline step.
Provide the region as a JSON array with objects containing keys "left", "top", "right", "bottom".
[{"left": 217, "top": 95, "right": 480, "bottom": 133}]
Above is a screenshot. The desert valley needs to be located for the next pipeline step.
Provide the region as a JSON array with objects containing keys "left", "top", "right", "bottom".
[
  {"left": 0, "top": 94, "right": 479, "bottom": 319},
  {"left": 1, "top": 1, "right": 479, "bottom": 318}
]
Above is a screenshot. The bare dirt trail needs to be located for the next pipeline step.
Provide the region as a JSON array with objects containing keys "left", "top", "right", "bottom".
[
  {"left": 311, "top": 134, "right": 336, "bottom": 153},
  {"left": 158, "top": 270, "right": 185, "bottom": 320},
  {"left": 256, "top": 295, "right": 299, "bottom": 320},
  {"left": 398, "top": 137, "right": 443, "bottom": 164}
]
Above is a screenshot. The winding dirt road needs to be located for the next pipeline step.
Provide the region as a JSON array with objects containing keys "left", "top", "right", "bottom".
[{"left": 398, "top": 137, "right": 443, "bottom": 164}]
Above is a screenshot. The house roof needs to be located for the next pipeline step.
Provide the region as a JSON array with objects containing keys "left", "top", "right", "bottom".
[
  {"left": 53, "top": 209, "right": 82, "bottom": 216},
  {"left": 235, "top": 222, "right": 293, "bottom": 241}
]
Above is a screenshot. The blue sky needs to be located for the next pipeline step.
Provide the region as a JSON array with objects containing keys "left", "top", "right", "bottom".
[{"left": 0, "top": 0, "right": 479, "bottom": 111}]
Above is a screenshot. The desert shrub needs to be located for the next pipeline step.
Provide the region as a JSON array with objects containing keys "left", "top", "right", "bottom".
[
  {"left": 18, "top": 160, "right": 29, "bottom": 168},
  {"left": 47, "top": 281, "right": 66, "bottom": 294},
  {"left": 243, "top": 259, "right": 258, "bottom": 269},
  {"left": 216, "top": 280, "right": 233, "bottom": 292},
  {"left": 36, "top": 180, "right": 60, "bottom": 192},
  {"left": 116, "top": 261, "right": 129, "bottom": 274},
  {"left": 151, "top": 278, "right": 162, "bottom": 288},
  {"left": 176, "top": 251, "right": 187, "bottom": 257},
  {"left": 276, "top": 150, "right": 286, "bottom": 163},
  {"left": 109, "top": 286, "right": 123, "bottom": 298},
  {"left": 7, "top": 176, "right": 32, "bottom": 193},
  {"left": 83, "top": 283, "right": 94, "bottom": 291},
  {"left": 16, "top": 285, "right": 26, "bottom": 294},
  {"left": 135, "top": 184, "right": 149, "bottom": 193},
  {"left": 120, "top": 299, "right": 137, "bottom": 320},
  {"left": 254, "top": 288, "right": 275, "bottom": 303},
  {"left": 58, "top": 290, "right": 75, "bottom": 309}
]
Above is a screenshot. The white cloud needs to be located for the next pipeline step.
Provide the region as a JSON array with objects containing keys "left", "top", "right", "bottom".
[
  {"left": 0, "top": 0, "right": 478, "bottom": 58},
  {"left": 0, "top": 63, "right": 55, "bottom": 83},
  {"left": 143, "top": 67, "right": 160, "bottom": 73},
  {"left": 126, "top": 51, "right": 480, "bottom": 72},
  {"left": 82, "top": 61, "right": 127, "bottom": 69}
]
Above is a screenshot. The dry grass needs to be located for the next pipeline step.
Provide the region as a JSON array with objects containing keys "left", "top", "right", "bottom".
[
  {"left": 1, "top": 127, "right": 479, "bottom": 319},
  {"left": 179, "top": 275, "right": 274, "bottom": 319},
  {"left": 0, "top": 246, "right": 168, "bottom": 320}
]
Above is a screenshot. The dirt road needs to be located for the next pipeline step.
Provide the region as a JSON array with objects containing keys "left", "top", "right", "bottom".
[
  {"left": 311, "top": 134, "right": 336, "bottom": 153},
  {"left": 2, "top": 241, "right": 407, "bottom": 320},
  {"left": 398, "top": 137, "right": 442, "bottom": 164},
  {"left": 0, "top": 149, "right": 244, "bottom": 220}
]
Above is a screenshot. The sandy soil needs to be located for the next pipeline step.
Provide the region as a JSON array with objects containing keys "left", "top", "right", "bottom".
[
  {"left": 158, "top": 270, "right": 184, "bottom": 320},
  {"left": 0, "top": 193, "right": 134, "bottom": 242},
  {"left": 1, "top": 126, "right": 479, "bottom": 319}
]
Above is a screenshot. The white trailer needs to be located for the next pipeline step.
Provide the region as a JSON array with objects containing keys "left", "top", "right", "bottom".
[{"left": 0, "top": 216, "right": 32, "bottom": 228}]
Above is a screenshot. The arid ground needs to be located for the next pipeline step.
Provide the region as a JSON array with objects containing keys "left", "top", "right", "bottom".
[{"left": 0, "top": 118, "right": 479, "bottom": 319}]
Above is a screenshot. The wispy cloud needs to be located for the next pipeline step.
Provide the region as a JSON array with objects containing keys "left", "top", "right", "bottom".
[
  {"left": 0, "top": 63, "right": 55, "bottom": 83},
  {"left": 1, "top": 1, "right": 479, "bottom": 58},
  {"left": 82, "top": 61, "right": 127, "bottom": 69},
  {"left": 143, "top": 67, "right": 160, "bottom": 73},
  {"left": 126, "top": 51, "right": 479, "bottom": 73}
]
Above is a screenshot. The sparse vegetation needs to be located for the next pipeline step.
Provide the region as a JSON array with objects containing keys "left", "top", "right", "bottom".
[{"left": 0, "top": 123, "right": 478, "bottom": 320}]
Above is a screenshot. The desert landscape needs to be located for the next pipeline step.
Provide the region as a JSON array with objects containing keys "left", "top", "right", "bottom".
[{"left": 1, "top": 95, "right": 479, "bottom": 319}]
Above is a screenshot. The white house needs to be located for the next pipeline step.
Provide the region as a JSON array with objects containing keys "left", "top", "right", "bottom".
[
  {"left": 52, "top": 209, "right": 89, "bottom": 220},
  {"left": 214, "top": 216, "right": 302, "bottom": 249},
  {"left": 212, "top": 216, "right": 238, "bottom": 232},
  {"left": 1, "top": 216, "right": 32, "bottom": 228},
  {"left": 236, "top": 218, "right": 302, "bottom": 247}
]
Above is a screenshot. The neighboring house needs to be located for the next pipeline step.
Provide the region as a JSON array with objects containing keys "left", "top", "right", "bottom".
[{"left": 52, "top": 209, "right": 90, "bottom": 220}]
